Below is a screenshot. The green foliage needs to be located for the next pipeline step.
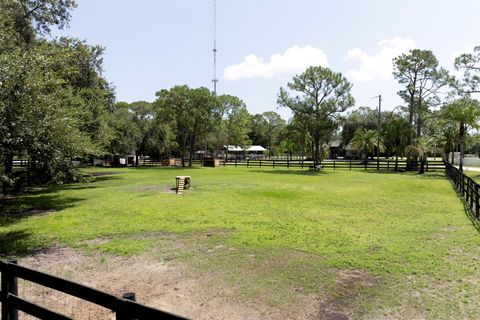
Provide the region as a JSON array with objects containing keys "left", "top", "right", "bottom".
[
  {"left": 393, "top": 49, "right": 451, "bottom": 139},
  {"left": 341, "top": 106, "right": 380, "bottom": 146},
  {"left": 405, "top": 138, "right": 430, "bottom": 162},
  {"left": 454, "top": 46, "right": 480, "bottom": 94},
  {"left": 383, "top": 114, "right": 411, "bottom": 158},
  {"left": 0, "top": 1, "right": 114, "bottom": 187},
  {"left": 219, "top": 94, "right": 251, "bottom": 149},
  {"left": 108, "top": 103, "right": 142, "bottom": 155},
  {"left": 350, "top": 129, "right": 384, "bottom": 159},
  {"left": 153, "top": 86, "right": 222, "bottom": 166},
  {"left": 0, "top": 0, "right": 77, "bottom": 45},
  {"left": 278, "top": 66, "right": 354, "bottom": 164},
  {"left": 261, "top": 111, "right": 286, "bottom": 156},
  {"left": 441, "top": 97, "right": 480, "bottom": 170}
]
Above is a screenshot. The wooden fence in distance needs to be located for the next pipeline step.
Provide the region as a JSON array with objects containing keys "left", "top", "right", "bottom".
[
  {"left": 0, "top": 261, "right": 187, "bottom": 320},
  {"left": 445, "top": 162, "right": 480, "bottom": 218},
  {"left": 222, "top": 159, "right": 446, "bottom": 172}
]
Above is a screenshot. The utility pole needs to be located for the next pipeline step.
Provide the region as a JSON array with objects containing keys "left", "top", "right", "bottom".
[{"left": 373, "top": 95, "right": 382, "bottom": 170}]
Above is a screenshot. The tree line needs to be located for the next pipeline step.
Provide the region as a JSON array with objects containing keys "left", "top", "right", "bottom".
[{"left": 1, "top": 0, "right": 480, "bottom": 193}]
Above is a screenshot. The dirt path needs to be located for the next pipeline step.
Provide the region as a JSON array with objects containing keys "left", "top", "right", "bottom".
[{"left": 19, "top": 246, "right": 322, "bottom": 320}]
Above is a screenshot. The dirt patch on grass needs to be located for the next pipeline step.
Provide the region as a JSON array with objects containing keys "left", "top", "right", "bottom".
[
  {"left": 16, "top": 245, "right": 324, "bottom": 320},
  {"left": 15, "top": 233, "right": 385, "bottom": 320},
  {"left": 312, "top": 269, "right": 382, "bottom": 320},
  {"left": 124, "top": 185, "right": 177, "bottom": 193},
  {"left": 0, "top": 208, "right": 56, "bottom": 219},
  {"left": 88, "top": 171, "right": 124, "bottom": 177}
]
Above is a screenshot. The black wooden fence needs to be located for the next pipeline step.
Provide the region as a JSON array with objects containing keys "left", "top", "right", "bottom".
[
  {"left": 223, "top": 159, "right": 446, "bottom": 172},
  {"left": 445, "top": 162, "right": 480, "bottom": 218},
  {"left": 0, "top": 261, "right": 187, "bottom": 320}
]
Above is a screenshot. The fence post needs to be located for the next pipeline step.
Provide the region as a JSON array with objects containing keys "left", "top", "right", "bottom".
[
  {"left": 287, "top": 159, "right": 289, "bottom": 168},
  {"left": 387, "top": 161, "right": 390, "bottom": 172},
  {"left": 426, "top": 161, "right": 429, "bottom": 172},
  {"left": 470, "top": 180, "right": 474, "bottom": 209},
  {"left": 349, "top": 161, "right": 352, "bottom": 171},
  {"left": 377, "top": 159, "right": 379, "bottom": 171},
  {"left": 466, "top": 179, "right": 470, "bottom": 203},
  {"left": 365, "top": 160, "right": 367, "bottom": 171},
  {"left": 476, "top": 184, "right": 480, "bottom": 218},
  {"left": 260, "top": 160, "right": 262, "bottom": 168},
  {"left": 273, "top": 160, "right": 275, "bottom": 168},
  {"left": 235, "top": 159, "right": 237, "bottom": 167},
  {"left": 301, "top": 160, "right": 304, "bottom": 169},
  {"left": 2, "top": 260, "right": 19, "bottom": 320},
  {"left": 333, "top": 161, "right": 336, "bottom": 170},
  {"left": 116, "top": 292, "right": 137, "bottom": 320},
  {"left": 1, "top": 262, "right": 8, "bottom": 320},
  {"left": 247, "top": 159, "right": 249, "bottom": 168}
]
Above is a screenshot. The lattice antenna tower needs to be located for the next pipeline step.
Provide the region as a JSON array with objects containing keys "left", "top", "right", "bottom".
[{"left": 212, "top": 0, "right": 219, "bottom": 95}]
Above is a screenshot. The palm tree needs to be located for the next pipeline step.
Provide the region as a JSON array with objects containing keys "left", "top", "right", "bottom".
[
  {"left": 351, "top": 129, "right": 385, "bottom": 160},
  {"left": 442, "top": 97, "right": 480, "bottom": 172},
  {"left": 406, "top": 138, "right": 430, "bottom": 174},
  {"left": 384, "top": 115, "right": 411, "bottom": 171}
]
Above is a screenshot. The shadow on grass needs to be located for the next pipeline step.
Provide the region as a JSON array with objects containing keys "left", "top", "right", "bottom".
[
  {"left": 0, "top": 193, "right": 85, "bottom": 227},
  {"left": 445, "top": 178, "right": 480, "bottom": 234},
  {"left": 251, "top": 169, "right": 330, "bottom": 176},
  {"left": 364, "top": 170, "right": 446, "bottom": 179},
  {"left": 0, "top": 229, "right": 44, "bottom": 257},
  {"left": 145, "top": 165, "right": 204, "bottom": 169}
]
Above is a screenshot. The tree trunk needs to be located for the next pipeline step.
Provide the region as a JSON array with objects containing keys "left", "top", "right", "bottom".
[
  {"left": 395, "top": 151, "right": 399, "bottom": 171},
  {"left": 3, "top": 153, "right": 13, "bottom": 175},
  {"left": 314, "top": 137, "right": 320, "bottom": 167},
  {"left": 419, "top": 159, "right": 425, "bottom": 174},
  {"left": 181, "top": 140, "right": 186, "bottom": 167},
  {"left": 189, "top": 134, "right": 196, "bottom": 167},
  {"left": 416, "top": 95, "right": 422, "bottom": 139},
  {"left": 459, "top": 122, "right": 465, "bottom": 172}
]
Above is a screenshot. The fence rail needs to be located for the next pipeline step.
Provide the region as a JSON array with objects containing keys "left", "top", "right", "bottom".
[
  {"left": 222, "top": 159, "right": 446, "bottom": 172},
  {"left": 0, "top": 261, "right": 187, "bottom": 320},
  {"left": 445, "top": 162, "right": 480, "bottom": 218},
  {"left": 12, "top": 160, "right": 29, "bottom": 167}
]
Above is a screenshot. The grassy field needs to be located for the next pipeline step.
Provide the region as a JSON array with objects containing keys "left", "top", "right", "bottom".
[{"left": 1, "top": 167, "right": 479, "bottom": 318}]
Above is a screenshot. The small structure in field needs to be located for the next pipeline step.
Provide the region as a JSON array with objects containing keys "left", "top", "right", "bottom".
[
  {"left": 175, "top": 176, "right": 191, "bottom": 194},
  {"left": 163, "top": 158, "right": 176, "bottom": 166},
  {"left": 203, "top": 157, "right": 221, "bottom": 167}
]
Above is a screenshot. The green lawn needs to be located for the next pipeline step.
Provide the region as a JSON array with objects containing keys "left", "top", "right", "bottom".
[{"left": 1, "top": 167, "right": 479, "bottom": 318}]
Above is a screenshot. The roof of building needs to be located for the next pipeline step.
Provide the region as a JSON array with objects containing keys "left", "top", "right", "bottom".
[
  {"left": 223, "top": 145, "right": 244, "bottom": 152},
  {"left": 246, "top": 145, "right": 267, "bottom": 152},
  {"left": 328, "top": 140, "right": 342, "bottom": 148}
]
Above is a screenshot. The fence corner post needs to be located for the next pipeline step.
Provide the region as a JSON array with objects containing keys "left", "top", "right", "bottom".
[{"left": 2, "top": 260, "right": 18, "bottom": 320}]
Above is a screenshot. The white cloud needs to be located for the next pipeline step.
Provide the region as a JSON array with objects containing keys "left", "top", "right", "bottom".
[
  {"left": 224, "top": 45, "right": 328, "bottom": 81},
  {"left": 345, "top": 37, "right": 417, "bottom": 82}
]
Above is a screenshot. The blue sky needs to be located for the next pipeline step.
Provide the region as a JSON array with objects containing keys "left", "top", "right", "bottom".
[{"left": 53, "top": 0, "right": 480, "bottom": 120}]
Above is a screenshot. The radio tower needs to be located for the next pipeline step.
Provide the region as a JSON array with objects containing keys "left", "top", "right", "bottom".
[{"left": 212, "top": 0, "right": 218, "bottom": 95}]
